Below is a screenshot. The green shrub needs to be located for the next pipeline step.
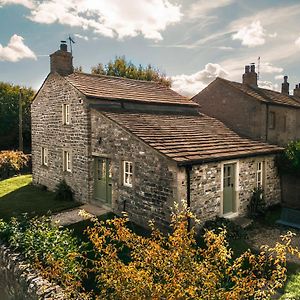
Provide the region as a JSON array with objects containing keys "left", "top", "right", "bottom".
[
  {"left": 0, "top": 215, "right": 84, "bottom": 292},
  {"left": 0, "top": 151, "right": 30, "bottom": 179},
  {"left": 200, "top": 216, "right": 247, "bottom": 240},
  {"left": 54, "top": 180, "right": 73, "bottom": 201},
  {"left": 276, "top": 140, "right": 300, "bottom": 176},
  {"left": 248, "top": 187, "right": 266, "bottom": 218},
  {"left": 281, "top": 273, "right": 300, "bottom": 299}
]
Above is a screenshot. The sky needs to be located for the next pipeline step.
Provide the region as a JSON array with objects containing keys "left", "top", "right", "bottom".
[{"left": 0, "top": 0, "right": 300, "bottom": 97}]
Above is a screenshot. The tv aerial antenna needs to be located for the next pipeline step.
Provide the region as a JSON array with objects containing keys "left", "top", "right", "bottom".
[
  {"left": 257, "top": 56, "right": 261, "bottom": 80},
  {"left": 68, "top": 35, "right": 75, "bottom": 54}
]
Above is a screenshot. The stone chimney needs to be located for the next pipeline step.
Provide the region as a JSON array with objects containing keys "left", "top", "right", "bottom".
[
  {"left": 294, "top": 84, "right": 300, "bottom": 97},
  {"left": 50, "top": 41, "right": 73, "bottom": 76},
  {"left": 281, "top": 76, "right": 289, "bottom": 95},
  {"left": 242, "top": 64, "right": 257, "bottom": 87}
]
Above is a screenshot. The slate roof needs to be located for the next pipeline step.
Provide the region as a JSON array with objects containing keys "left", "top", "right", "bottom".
[
  {"left": 101, "top": 110, "right": 282, "bottom": 165},
  {"left": 65, "top": 72, "right": 198, "bottom": 107},
  {"left": 217, "top": 77, "right": 300, "bottom": 108}
]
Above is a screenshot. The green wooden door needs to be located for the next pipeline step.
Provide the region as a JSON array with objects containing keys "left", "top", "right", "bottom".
[
  {"left": 94, "top": 158, "right": 112, "bottom": 205},
  {"left": 223, "top": 164, "right": 235, "bottom": 215}
]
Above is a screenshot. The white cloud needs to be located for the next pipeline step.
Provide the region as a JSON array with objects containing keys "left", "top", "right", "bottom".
[
  {"left": 260, "top": 62, "right": 283, "bottom": 74},
  {"left": 275, "top": 74, "right": 284, "bottom": 80},
  {"left": 232, "top": 20, "right": 266, "bottom": 47},
  {"left": 258, "top": 80, "right": 279, "bottom": 91},
  {"left": 187, "top": 0, "right": 234, "bottom": 19},
  {"left": 2, "top": 0, "right": 182, "bottom": 41},
  {"left": 0, "top": 0, "right": 34, "bottom": 8},
  {"left": 74, "top": 33, "right": 89, "bottom": 41},
  {"left": 0, "top": 34, "right": 36, "bottom": 62},
  {"left": 295, "top": 37, "right": 300, "bottom": 47},
  {"left": 217, "top": 46, "right": 234, "bottom": 50},
  {"left": 171, "top": 63, "right": 228, "bottom": 97}
]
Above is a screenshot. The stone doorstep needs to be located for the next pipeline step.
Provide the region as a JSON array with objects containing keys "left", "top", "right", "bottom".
[
  {"left": 231, "top": 216, "right": 253, "bottom": 229},
  {"left": 52, "top": 203, "right": 110, "bottom": 226}
]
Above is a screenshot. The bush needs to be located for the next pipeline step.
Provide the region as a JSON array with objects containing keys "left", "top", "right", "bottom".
[
  {"left": 200, "top": 216, "right": 247, "bottom": 240},
  {"left": 276, "top": 140, "right": 300, "bottom": 176},
  {"left": 0, "top": 215, "right": 85, "bottom": 295},
  {"left": 282, "top": 272, "right": 300, "bottom": 299},
  {"left": 0, "top": 151, "right": 30, "bottom": 179},
  {"left": 248, "top": 187, "right": 266, "bottom": 218},
  {"left": 54, "top": 180, "right": 74, "bottom": 201}
]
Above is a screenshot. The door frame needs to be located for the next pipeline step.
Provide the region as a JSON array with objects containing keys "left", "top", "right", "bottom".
[
  {"left": 220, "top": 160, "right": 240, "bottom": 218},
  {"left": 93, "top": 156, "right": 112, "bottom": 206}
]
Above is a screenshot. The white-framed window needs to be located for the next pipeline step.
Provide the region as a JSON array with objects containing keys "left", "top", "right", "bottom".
[
  {"left": 62, "top": 104, "right": 70, "bottom": 125},
  {"left": 63, "top": 150, "right": 72, "bottom": 172},
  {"left": 41, "top": 147, "right": 48, "bottom": 166},
  {"left": 256, "top": 161, "right": 264, "bottom": 188},
  {"left": 123, "top": 161, "right": 133, "bottom": 187}
]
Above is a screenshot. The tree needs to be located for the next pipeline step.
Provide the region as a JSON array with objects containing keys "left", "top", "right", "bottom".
[
  {"left": 85, "top": 204, "right": 300, "bottom": 299},
  {"left": 0, "top": 82, "right": 35, "bottom": 152},
  {"left": 90, "top": 56, "right": 171, "bottom": 87}
]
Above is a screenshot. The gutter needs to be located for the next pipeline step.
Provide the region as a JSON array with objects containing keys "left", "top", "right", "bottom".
[{"left": 185, "top": 165, "right": 192, "bottom": 231}]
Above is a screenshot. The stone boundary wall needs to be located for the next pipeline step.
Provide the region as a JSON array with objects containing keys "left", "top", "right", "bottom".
[
  {"left": 282, "top": 174, "right": 300, "bottom": 210},
  {"left": 0, "top": 242, "right": 65, "bottom": 300}
]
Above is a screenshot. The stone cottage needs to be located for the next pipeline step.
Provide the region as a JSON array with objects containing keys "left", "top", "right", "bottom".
[
  {"left": 31, "top": 43, "right": 282, "bottom": 229},
  {"left": 192, "top": 64, "right": 300, "bottom": 146}
]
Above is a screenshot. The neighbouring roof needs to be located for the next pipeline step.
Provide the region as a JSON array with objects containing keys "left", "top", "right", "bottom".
[
  {"left": 65, "top": 72, "right": 198, "bottom": 107},
  {"left": 101, "top": 110, "right": 282, "bottom": 165},
  {"left": 216, "top": 77, "right": 300, "bottom": 108}
]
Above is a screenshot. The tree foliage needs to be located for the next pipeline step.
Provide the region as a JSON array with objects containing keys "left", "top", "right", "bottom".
[
  {"left": 0, "top": 150, "right": 30, "bottom": 179},
  {"left": 276, "top": 140, "right": 300, "bottom": 176},
  {"left": 0, "top": 82, "right": 34, "bottom": 151},
  {"left": 85, "top": 205, "right": 300, "bottom": 299},
  {"left": 90, "top": 56, "right": 171, "bottom": 87}
]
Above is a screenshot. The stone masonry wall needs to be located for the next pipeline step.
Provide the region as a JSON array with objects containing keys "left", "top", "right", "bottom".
[
  {"left": 178, "top": 155, "right": 281, "bottom": 223},
  {"left": 31, "top": 73, "right": 91, "bottom": 202},
  {"left": 90, "top": 110, "right": 178, "bottom": 230},
  {"left": 0, "top": 242, "right": 65, "bottom": 300}
]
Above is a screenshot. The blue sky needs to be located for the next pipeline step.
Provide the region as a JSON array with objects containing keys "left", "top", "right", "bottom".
[{"left": 0, "top": 0, "right": 300, "bottom": 96}]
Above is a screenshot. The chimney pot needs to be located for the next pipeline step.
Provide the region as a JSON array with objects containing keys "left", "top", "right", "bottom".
[
  {"left": 294, "top": 84, "right": 300, "bottom": 97},
  {"left": 60, "top": 41, "right": 68, "bottom": 51},
  {"left": 281, "top": 75, "right": 289, "bottom": 95},
  {"left": 50, "top": 42, "right": 73, "bottom": 76},
  {"left": 242, "top": 64, "right": 257, "bottom": 87}
]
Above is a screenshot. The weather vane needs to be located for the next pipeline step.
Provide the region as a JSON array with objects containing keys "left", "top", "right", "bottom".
[{"left": 68, "top": 35, "right": 75, "bottom": 54}]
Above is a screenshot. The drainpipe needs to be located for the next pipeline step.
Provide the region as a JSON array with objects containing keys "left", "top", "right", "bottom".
[
  {"left": 265, "top": 103, "right": 269, "bottom": 142},
  {"left": 185, "top": 165, "right": 192, "bottom": 231}
]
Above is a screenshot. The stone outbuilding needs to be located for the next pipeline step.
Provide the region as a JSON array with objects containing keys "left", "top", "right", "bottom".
[
  {"left": 31, "top": 43, "right": 282, "bottom": 229},
  {"left": 192, "top": 65, "right": 300, "bottom": 146}
]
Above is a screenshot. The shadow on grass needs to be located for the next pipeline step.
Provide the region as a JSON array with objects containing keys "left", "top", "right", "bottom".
[{"left": 0, "top": 181, "right": 80, "bottom": 221}]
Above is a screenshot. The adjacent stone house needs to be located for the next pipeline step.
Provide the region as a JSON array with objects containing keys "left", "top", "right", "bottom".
[
  {"left": 192, "top": 65, "right": 300, "bottom": 146},
  {"left": 32, "top": 43, "right": 282, "bottom": 229}
]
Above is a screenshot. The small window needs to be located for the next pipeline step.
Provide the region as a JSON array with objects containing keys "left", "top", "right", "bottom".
[
  {"left": 268, "top": 112, "right": 275, "bottom": 130},
  {"left": 123, "top": 161, "right": 133, "bottom": 187},
  {"left": 41, "top": 147, "right": 48, "bottom": 166},
  {"left": 63, "top": 150, "right": 72, "bottom": 172},
  {"left": 256, "top": 161, "right": 264, "bottom": 188},
  {"left": 63, "top": 104, "right": 70, "bottom": 125}
]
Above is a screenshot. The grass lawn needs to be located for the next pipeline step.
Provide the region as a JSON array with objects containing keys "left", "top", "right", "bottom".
[{"left": 0, "top": 175, "right": 80, "bottom": 221}]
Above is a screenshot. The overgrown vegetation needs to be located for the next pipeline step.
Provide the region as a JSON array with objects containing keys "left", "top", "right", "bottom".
[
  {"left": 200, "top": 216, "right": 247, "bottom": 240},
  {"left": 276, "top": 140, "right": 300, "bottom": 176},
  {"left": 0, "top": 215, "right": 86, "bottom": 297},
  {"left": 0, "top": 151, "right": 30, "bottom": 179},
  {"left": 90, "top": 56, "right": 171, "bottom": 87},
  {"left": 282, "top": 272, "right": 300, "bottom": 299},
  {"left": 0, "top": 82, "right": 34, "bottom": 151},
  {"left": 0, "top": 199, "right": 299, "bottom": 299},
  {"left": 248, "top": 187, "right": 266, "bottom": 218},
  {"left": 54, "top": 180, "right": 74, "bottom": 202}
]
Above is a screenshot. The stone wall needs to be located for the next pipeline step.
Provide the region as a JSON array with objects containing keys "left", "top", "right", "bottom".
[
  {"left": 90, "top": 110, "right": 178, "bottom": 229},
  {"left": 0, "top": 243, "right": 65, "bottom": 300},
  {"left": 281, "top": 174, "right": 300, "bottom": 209},
  {"left": 31, "top": 73, "right": 91, "bottom": 203},
  {"left": 178, "top": 155, "right": 281, "bottom": 223}
]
